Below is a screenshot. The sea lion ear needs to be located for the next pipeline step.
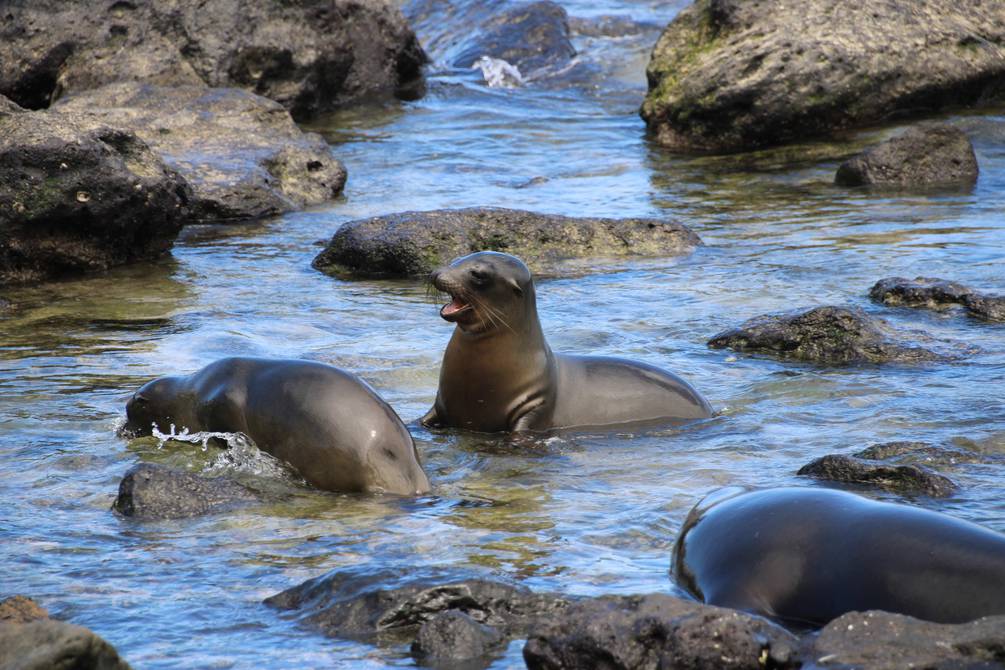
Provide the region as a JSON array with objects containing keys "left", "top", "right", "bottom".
[{"left": 508, "top": 277, "right": 523, "bottom": 296}]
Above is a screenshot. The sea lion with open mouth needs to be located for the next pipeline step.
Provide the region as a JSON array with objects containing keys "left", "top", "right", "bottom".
[{"left": 422, "top": 251, "right": 713, "bottom": 432}]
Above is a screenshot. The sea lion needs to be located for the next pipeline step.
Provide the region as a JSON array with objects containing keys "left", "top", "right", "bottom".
[
  {"left": 673, "top": 486, "right": 1005, "bottom": 626},
  {"left": 124, "top": 357, "right": 431, "bottom": 496},
  {"left": 421, "top": 251, "right": 712, "bottom": 432}
]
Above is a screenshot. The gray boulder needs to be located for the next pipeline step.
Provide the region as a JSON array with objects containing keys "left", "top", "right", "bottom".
[
  {"left": 871, "top": 276, "right": 1005, "bottom": 323},
  {"left": 0, "top": 596, "right": 132, "bottom": 670},
  {"left": 707, "top": 306, "right": 943, "bottom": 365},
  {"left": 113, "top": 462, "right": 259, "bottom": 520},
  {"left": 411, "top": 610, "right": 506, "bottom": 665},
  {"left": 836, "top": 124, "right": 979, "bottom": 188},
  {"left": 312, "top": 207, "right": 701, "bottom": 279},
  {"left": 57, "top": 83, "right": 347, "bottom": 221},
  {"left": 642, "top": 0, "right": 1005, "bottom": 152},
  {"left": 0, "top": 104, "right": 191, "bottom": 286},
  {"left": 807, "top": 610, "right": 1005, "bottom": 670},
  {"left": 522, "top": 594, "right": 799, "bottom": 670},
  {"left": 797, "top": 454, "right": 957, "bottom": 497},
  {"left": 0, "top": 0, "right": 426, "bottom": 116}
]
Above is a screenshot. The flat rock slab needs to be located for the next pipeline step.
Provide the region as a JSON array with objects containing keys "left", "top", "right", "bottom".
[
  {"left": 641, "top": 0, "right": 1005, "bottom": 152},
  {"left": 113, "top": 462, "right": 259, "bottom": 520},
  {"left": 707, "top": 306, "right": 944, "bottom": 365},
  {"left": 797, "top": 454, "right": 957, "bottom": 497},
  {"left": 0, "top": 101, "right": 191, "bottom": 286},
  {"left": 871, "top": 276, "right": 1005, "bottom": 323},
  {"left": 835, "top": 123, "right": 979, "bottom": 188},
  {"left": 807, "top": 611, "right": 1005, "bottom": 670},
  {"left": 523, "top": 593, "right": 800, "bottom": 670},
  {"left": 56, "top": 82, "right": 346, "bottom": 222},
  {"left": 0, "top": 0, "right": 425, "bottom": 116},
  {"left": 312, "top": 207, "right": 702, "bottom": 279},
  {"left": 855, "top": 441, "right": 995, "bottom": 467}
]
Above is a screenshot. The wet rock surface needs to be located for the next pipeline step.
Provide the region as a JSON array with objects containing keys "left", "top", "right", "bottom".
[
  {"left": 451, "top": 1, "right": 576, "bottom": 76},
  {"left": 523, "top": 593, "right": 800, "bottom": 670},
  {"left": 807, "top": 611, "right": 1005, "bottom": 670},
  {"left": 113, "top": 462, "right": 259, "bottom": 520},
  {"left": 871, "top": 277, "right": 1005, "bottom": 323},
  {"left": 0, "top": 596, "right": 132, "bottom": 670},
  {"left": 0, "top": 105, "right": 191, "bottom": 286},
  {"left": 411, "top": 610, "right": 506, "bottom": 665},
  {"left": 835, "top": 124, "right": 979, "bottom": 188},
  {"left": 313, "top": 207, "right": 701, "bottom": 279},
  {"left": 855, "top": 441, "right": 993, "bottom": 467},
  {"left": 0, "top": 0, "right": 426, "bottom": 116},
  {"left": 56, "top": 83, "right": 347, "bottom": 222},
  {"left": 707, "top": 306, "right": 943, "bottom": 365},
  {"left": 641, "top": 0, "right": 1005, "bottom": 152},
  {"left": 797, "top": 454, "right": 957, "bottom": 497}
]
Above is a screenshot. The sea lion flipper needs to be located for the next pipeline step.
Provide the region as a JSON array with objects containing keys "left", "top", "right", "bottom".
[{"left": 419, "top": 405, "right": 443, "bottom": 428}]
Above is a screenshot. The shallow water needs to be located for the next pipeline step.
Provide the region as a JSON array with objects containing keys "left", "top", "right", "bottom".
[{"left": 2, "top": 0, "right": 1004, "bottom": 667}]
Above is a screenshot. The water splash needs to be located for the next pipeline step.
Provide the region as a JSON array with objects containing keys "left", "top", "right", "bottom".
[
  {"left": 150, "top": 424, "right": 303, "bottom": 483},
  {"left": 471, "top": 55, "right": 524, "bottom": 87}
]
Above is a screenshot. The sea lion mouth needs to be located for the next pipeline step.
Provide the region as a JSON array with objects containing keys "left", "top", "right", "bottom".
[{"left": 440, "top": 296, "right": 473, "bottom": 322}]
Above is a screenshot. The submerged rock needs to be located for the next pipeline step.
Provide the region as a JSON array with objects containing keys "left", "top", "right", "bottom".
[
  {"left": 0, "top": 0, "right": 426, "bottom": 116},
  {"left": 871, "top": 277, "right": 1005, "bottom": 323},
  {"left": 641, "top": 0, "right": 1005, "bottom": 152},
  {"left": 312, "top": 207, "right": 701, "bottom": 279},
  {"left": 113, "top": 462, "right": 259, "bottom": 520},
  {"left": 523, "top": 594, "right": 799, "bottom": 670},
  {"left": 0, "top": 597, "right": 132, "bottom": 670},
  {"left": 808, "top": 611, "right": 1005, "bottom": 670},
  {"left": 797, "top": 454, "right": 957, "bottom": 497},
  {"left": 707, "top": 306, "right": 942, "bottom": 365},
  {"left": 835, "top": 124, "right": 979, "bottom": 188},
  {"left": 0, "top": 105, "right": 191, "bottom": 286},
  {"left": 57, "top": 83, "right": 346, "bottom": 222},
  {"left": 267, "top": 570, "right": 568, "bottom": 665},
  {"left": 452, "top": 1, "right": 576, "bottom": 77}
]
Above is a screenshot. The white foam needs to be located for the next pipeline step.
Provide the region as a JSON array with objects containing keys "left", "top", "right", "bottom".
[{"left": 471, "top": 56, "right": 524, "bottom": 88}]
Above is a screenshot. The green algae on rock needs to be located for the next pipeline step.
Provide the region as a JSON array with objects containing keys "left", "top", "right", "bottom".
[
  {"left": 642, "top": 0, "right": 1005, "bottom": 153},
  {"left": 313, "top": 207, "right": 702, "bottom": 279}
]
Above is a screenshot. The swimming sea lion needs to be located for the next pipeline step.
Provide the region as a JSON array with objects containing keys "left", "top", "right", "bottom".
[
  {"left": 124, "top": 357, "right": 431, "bottom": 496},
  {"left": 673, "top": 486, "right": 1005, "bottom": 626},
  {"left": 421, "top": 251, "right": 712, "bottom": 432}
]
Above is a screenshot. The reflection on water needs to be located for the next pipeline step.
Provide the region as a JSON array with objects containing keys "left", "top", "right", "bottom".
[{"left": 1, "top": 0, "right": 1004, "bottom": 667}]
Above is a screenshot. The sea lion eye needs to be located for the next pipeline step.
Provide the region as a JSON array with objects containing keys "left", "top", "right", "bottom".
[{"left": 469, "top": 268, "right": 490, "bottom": 285}]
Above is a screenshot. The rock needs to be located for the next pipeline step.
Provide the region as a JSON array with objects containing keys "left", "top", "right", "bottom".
[
  {"left": 835, "top": 124, "right": 979, "bottom": 188},
  {"left": 312, "top": 207, "right": 701, "bottom": 279},
  {"left": 641, "top": 0, "right": 1005, "bottom": 152},
  {"left": 808, "top": 611, "right": 1005, "bottom": 670},
  {"left": 56, "top": 83, "right": 347, "bottom": 221},
  {"left": 0, "top": 106, "right": 191, "bottom": 286},
  {"left": 266, "top": 571, "right": 569, "bottom": 653},
  {"left": 707, "top": 306, "right": 942, "bottom": 365},
  {"left": 411, "top": 610, "right": 506, "bottom": 664},
  {"left": 963, "top": 293, "right": 1005, "bottom": 322},
  {"left": 870, "top": 276, "right": 976, "bottom": 309},
  {"left": 0, "top": 596, "right": 49, "bottom": 624},
  {"left": 0, "top": 619, "right": 132, "bottom": 670},
  {"left": 0, "top": 0, "right": 426, "bottom": 117},
  {"left": 797, "top": 454, "right": 957, "bottom": 497},
  {"left": 871, "top": 277, "right": 1005, "bottom": 323},
  {"left": 522, "top": 594, "right": 799, "bottom": 670},
  {"left": 452, "top": 1, "right": 576, "bottom": 77},
  {"left": 568, "top": 15, "right": 657, "bottom": 38},
  {"left": 855, "top": 441, "right": 991, "bottom": 467},
  {"left": 113, "top": 462, "right": 259, "bottom": 519}
]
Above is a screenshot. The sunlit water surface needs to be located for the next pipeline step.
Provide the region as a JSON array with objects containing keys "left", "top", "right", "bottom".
[{"left": 2, "top": 0, "right": 1004, "bottom": 667}]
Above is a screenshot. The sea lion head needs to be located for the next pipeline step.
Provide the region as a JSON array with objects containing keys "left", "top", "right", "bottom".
[
  {"left": 123, "top": 375, "right": 186, "bottom": 437},
  {"left": 430, "top": 251, "right": 535, "bottom": 334}
]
